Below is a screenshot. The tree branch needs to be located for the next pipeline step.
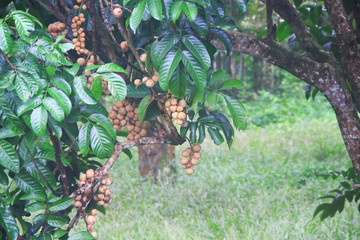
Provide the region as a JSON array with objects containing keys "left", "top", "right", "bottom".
[
  {"left": 266, "top": 0, "right": 275, "bottom": 39},
  {"left": 324, "top": 0, "right": 360, "bottom": 108},
  {"left": 47, "top": 126, "right": 69, "bottom": 197},
  {"left": 29, "top": 0, "right": 72, "bottom": 26}
]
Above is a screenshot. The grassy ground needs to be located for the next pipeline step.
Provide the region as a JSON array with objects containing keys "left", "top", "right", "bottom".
[{"left": 72, "top": 117, "right": 360, "bottom": 239}]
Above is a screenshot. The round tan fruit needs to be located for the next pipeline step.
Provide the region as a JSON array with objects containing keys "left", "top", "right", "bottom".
[
  {"left": 146, "top": 79, "right": 155, "bottom": 88},
  {"left": 176, "top": 106, "right": 183, "bottom": 112},
  {"left": 139, "top": 129, "right": 147, "bottom": 137},
  {"left": 176, "top": 119, "right": 183, "bottom": 125},
  {"left": 178, "top": 112, "right": 186, "bottom": 120},
  {"left": 125, "top": 105, "right": 133, "bottom": 112},
  {"left": 75, "top": 195, "right": 82, "bottom": 201},
  {"left": 113, "top": 8, "right": 123, "bottom": 18},
  {"left": 77, "top": 57, "right": 86, "bottom": 66},
  {"left": 134, "top": 79, "right": 142, "bottom": 86},
  {"left": 82, "top": 4, "right": 87, "bottom": 10},
  {"left": 74, "top": 5, "right": 79, "bottom": 10},
  {"left": 58, "top": 23, "right": 66, "bottom": 31},
  {"left": 82, "top": 196, "right": 88, "bottom": 202},
  {"left": 120, "top": 41, "right": 128, "bottom": 52},
  {"left": 192, "top": 144, "right": 201, "bottom": 152},
  {"left": 180, "top": 157, "right": 188, "bottom": 165},
  {"left": 170, "top": 99, "right": 177, "bottom": 105},
  {"left": 73, "top": 200, "right": 82, "bottom": 208},
  {"left": 186, "top": 168, "right": 194, "bottom": 175},
  {"left": 140, "top": 53, "right": 147, "bottom": 62},
  {"left": 169, "top": 106, "right": 177, "bottom": 112},
  {"left": 172, "top": 112, "right": 178, "bottom": 119},
  {"left": 87, "top": 225, "right": 94, "bottom": 231},
  {"left": 106, "top": 177, "right": 114, "bottom": 186},
  {"left": 179, "top": 99, "right": 187, "bottom": 107},
  {"left": 152, "top": 75, "right": 159, "bottom": 82},
  {"left": 97, "top": 200, "right": 105, "bottom": 206},
  {"left": 49, "top": 24, "right": 58, "bottom": 32},
  {"left": 101, "top": 178, "right": 107, "bottom": 185},
  {"left": 78, "top": 180, "right": 85, "bottom": 187},
  {"left": 182, "top": 150, "right": 191, "bottom": 158},
  {"left": 105, "top": 189, "right": 111, "bottom": 196},
  {"left": 103, "top": 203, "right": 109, "bottom": 208},
  {"left": 80, "top": 173, "right": 87, "bottom": 181},
  {"left": 97, "top": 193, "right": 104, "bottom": 200},
  {"left": 98, "top": 185, "right": 106, "bottom": 193},
  {"left": 193, "top": 152, "right": 201, "bottom": 159},
  {"left": 86, "top": 169, "right": 95, "bottom": 178},
  {"left": 191, "top": 158, "right": 199, "bottom": 165},
  {"left": 85, "top": 188, "right": 91, "bottom": 195},
  {"left": 91, "top": 209, "right": 98, "bottom": 216},
  {"left": 185, "top": 162, "right": 192, "bottom": 169},
  {"left": 165, "top": 100, "right": 171, "bottom": 107},
  {"left": 86, "top": 215, "right": 96, "bottom": 225}
]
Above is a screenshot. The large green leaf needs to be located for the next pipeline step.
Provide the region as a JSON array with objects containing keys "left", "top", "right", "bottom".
[
  {"left": 208, "top": 127, "right": 224, "bottom": 145},
  {"left": 170, "top": 1, "right": 183, "bottom": 22},
  {"left": 49, "top": 198, "right": 73, "bottom": 211},
  {"left": 78, "top": 122, "right": 91, "bottom": 156},
  {"left": 16, "top": 95, "right": 42, "bottom": 116},
  {"left": 48, "top": 87, "right": 72, "bottom": 115},
  {"left": 89, "top": 113, "right": 117, "bottom": 141},
  {"left": 129, "top": 0, "right": 147, "bottom": 32},
  {"left": 12, "top": 13, "right": 34, "bottom": 38},
  {"left": 181, "top": 50, "right": 206, "bottom": 89},
  {"left": 211, "top": 28, "right": 232, "bottom": 55},
  {"left": 137, "top": 95, "right": 153, "bottom": 122},
  {"left": 15, "top": 170, "right": 46, "bottom": 201},
  {"left": 68, "top": 231, "right": 95, "bottom": 240},
  {"left": 0, "top": 22, "right": 12, "bottom": 53},
  {"left": 0, "top": 99, "right": 24, "bottom": 133},
  {"left": 91, "top": 76, "right": 103, "bottom": 102},
  {"left": 0, "top": 140, "right": 19, "bottom": 173},
  {"left": 51, "top": 75, "right": 72, "bottom": 95},
  {"left": 0, "top": 207, "right": 19, "bottom": 240},
  {"left": 47, "top": 214, "right": 70, "bottom": 228},
  {"left": 218, "top": 79, "right": 243, "bottom": 90},
  {"left": 127, "top": 83, "right": 151, "bottom": 98},
  {"left": 97, "top": 63, "right": 127, "bottom": 74},
  {"left": 15, "top": 76, "right": 30, "bottom": 102},
  {"left": 18, "top": 70, "right": 39, "bottom": 95},
  {"left": 25, "top": 202, "right": 46, "bottom": 213},
  {"left": 38, "top": 233, "right": 51, "bottom": 240},
  {"left": 150, "top": 34, "right": 180, "bottom": 70},
  {"left": 182, "top": 2, "right": 197, "bottom": 21},
  {"left": 159, "top": 50, "right": 183, "bottom": 90},
  {"left": 42, "top": 97, "right": 65, "bottom": 122},
  {"left": 168, "top": 63, "right": 187, "bottom": 98},
  {"left": 182, "top": 35, "right": 211, "bottom": 70},
  {"left": 90, "top": 125, "right": 114, "bottom": 159},
  {"left": 147, "top": 0, "right": 162, "bottom": 20},
  {"left": 223, "top": 95, "right": 247, "bottom": 130},
  {"left": 24, "top": 161, "right": 57, "bottom": 189},
  {"left": 100, "top": 72, "right": 127, "bottom": 101},
  {"left": 73, "top": 76, "right": 97, "bottom": 105},
  {"left": 30, "top": 106, "right": 48, "bottom": 137}
]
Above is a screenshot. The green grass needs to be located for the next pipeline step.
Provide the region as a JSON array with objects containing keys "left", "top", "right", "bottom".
[{"left": 71, "top": 118, "right": 360, "bottom": 239}]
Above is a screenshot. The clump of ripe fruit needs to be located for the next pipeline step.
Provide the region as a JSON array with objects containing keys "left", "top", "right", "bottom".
[
  {"left": 179, "top": 143, "right": 202, "bottom": 175},
  {"left": 141, "top": 71, "right": 159, "bottom": 88},
  {"left": 113, "top": 8, "right": 123, "bottom": 18},
  {"left": 165, "top": 98, "right": 187, "bottom": 125},
  {"left": 47, "top": 21, "right": 68, "bottom": 39},
  {"left": 71, "top": 10, "right": 88, "bottom": 56},
  {"left": 108, "top": 99, "right": 148, "bottom": 140}
]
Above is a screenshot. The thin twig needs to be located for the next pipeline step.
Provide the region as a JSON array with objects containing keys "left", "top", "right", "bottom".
[
  {"left": 64, "top": 137, "right": 78, "bottom": 158},
  {"left": 1, "top": 49, "right": 16, "bottom": 71},
  {"left": 66, "top": 212, "right": 80, "bottom": 232}
]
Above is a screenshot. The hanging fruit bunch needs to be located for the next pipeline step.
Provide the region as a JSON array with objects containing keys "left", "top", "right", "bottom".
[
  {"left": 108, "top": 99, "right": 147, "bottom": 140},
  {"left": 179, "top": 143, "right": 202, "bottom": 175},
  {"left": 47, "top": 21, "right": 68, "bottom": 39},
  {"left": 164, "top": 98, "right": 187, "bottom": 125}
]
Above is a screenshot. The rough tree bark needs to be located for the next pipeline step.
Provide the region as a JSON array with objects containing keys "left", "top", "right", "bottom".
[{"left": 212, "top": 0, "right": 360, "bottom": 175}]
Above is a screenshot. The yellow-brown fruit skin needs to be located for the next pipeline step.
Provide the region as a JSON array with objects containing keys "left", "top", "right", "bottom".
[
  {"left": 87, "top": 225, "right": 94, "bottom": 232},
  {"left": 113, "top": 8, "right": 123, "bottom": 18},
  {"left": 182, "top": 150, "right": 190, "bottom": 158},
  {"left": 186, "top": 168, "right": 194, "bottom": 175},
  {"left": 86, "top": 215, "right": 96, "bottom": 225},
  {"left": 191, "top": 158, "right": 199, "bottom": 165},
  {"left": 77, "top": 58, "right": 86, "bottom": 66},
  {"left": 79, "top": 173, "right": 87, "bottom": 181},
  {"left": 140, "top": 53, "right": 147, "bottom": 62},
  {"left": 86, "top": 169, "right": 95, "bottom": 179},
  {"left": 179, "top": 99, "right": 187, "bottom": 107},
  {"left": 193, "top": 152, "right": 201, "bottom": 159},
  {"left": 180, "top": 157, "right": 188, "bottom": 165},
  {"left": 91, "top": 209, "right": 98, "bottom": 216},
  {"left": 192, "top": 144, "right": 201, "bottom": 152}
]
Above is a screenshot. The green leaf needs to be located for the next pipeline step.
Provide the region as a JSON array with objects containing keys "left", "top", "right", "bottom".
[
  {"left": 0, "top": 207, "right": 19, "bottom": 240},
  {"left": 89, "top": 113, "right": 117, "bottom": 141},
  {"left": 25, "top": 202, "right": 46, "bottom": 212},
  {"left": 137, "top": 95, "right": 153, "bottom": 122},
  {"left": 54, "top": 229, "right": 67, "bottom": 239},
  {"left": 147, "top": 0, "right": 162, "bottom": 20},
  {"left": 30, "top": 106, "right": 48, "bottom": 137},
  {"left": 223, "top": 95, "right": 247, "bottom": 130},
  {"left": 211, "top": 28, "right": 232, "bottom": 55},
  {"left": 168, "top": 63, "right": 187, "bottom": 98},
  {"left": 189, "top": 122, "right": 197, "bottom": 143},
  {"left": 15, "top": 170, "right": 46, "bottom": 201},
  {"left": 42, "top": 97, "right": 65, "bottom": 121},
  {"left": 13, "top": 13, "right": 34, "bottom": 39},
  {"left": 78, "top": 122, "right": 91, "bottom": 156},
  {"left": 159, "top": 50, "right": 183, "bottom": 90},
  {"left": 16, "top": 95, "right": 42, "bottom": 116},
  {"left": 0, "top": 99, "right": 24, "bottom": 133},
  {"left": 182, "top": 2, "right": 197, "bottom": 22},
  {"left": 73, "top": 76, "right": 97, "bottom": 105},
  {"left": 91, "top": 76, "right": 103, "bottom": 102},
  {"left": 198, "top": 123, "right": 205, "bottom": 144},
  {"left": 64, "top": 63, "right": 80, "bottom": 76},
  {"left": 25, "top": 160, "right": 57, "bottom": 189},
  {"left": 15, "top": 76, "right": 31, "bottom": 102},
  {"left": 90, "top": 125, "right": 115, "bottom": 159},
  {"left": 48, "top": 87, "right": 72, "bottom": 115},
  {"left": 170, "top": 1, "right": 183, "bottom": 22},
  {"left": 129, "top": 0, "right": 147, "bottom": 32},
  {"left": 49, "top": 198, "right": 73, "bottom": 211},
  {"left": 47, "top": 214, "right": 70, "bottom": 228},
  {"left": 51, "top": 76, "right": 72, "bottom": 95},
  {"left": 85, "top": 64, "right": 102, "bottom": 72},
  {"left": 100, "top": 72, "right": 127, "bottom": 101},
  {"left": 182, "top": 35, "right": 211, "bottom": 70},
  {"left": 127, "top": 83, "right": 151, "bottom": 98},
  {"left": 38, "top": 233, "right": 51, "bottom": 240},
  {"left": 97, "top": 63, "right": 127, "bottom": 74},
  {"left": 233, "top": 0, "right": 247, "bottom": 14},
  {"left": 18, "top": 70, "right": 39, "bottom": 95},
  {"left": 208, "top": 127, "right": 224, "bottom": 145},
  {"left": 0, "top": 22, "right": 12, "bottom": 53},
  {"left": 0, "top": 140, "right": 19, "bottom": 173},
  {"left": 68, "top": 231, "right": 96, "bottom": 240},
  {"left": 151, "top": 34, "right": 180, "bottom": 70},
  {"left": 219, "top": 79, "right": 243, "bottom": 90},
  {"left": 181, "top": 50, "right": 206, "bottom": 89}
]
